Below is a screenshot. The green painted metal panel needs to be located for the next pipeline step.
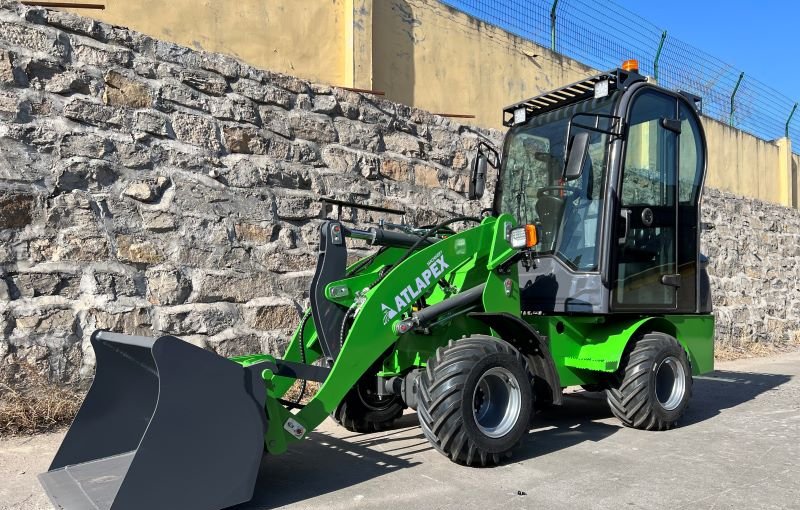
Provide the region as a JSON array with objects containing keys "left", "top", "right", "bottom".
[
  {"left": 525, "top": 314, "right": 715, "bottom": 387},
  {"left": 664, "top": 314, "right": 715, "bottom": 374}
]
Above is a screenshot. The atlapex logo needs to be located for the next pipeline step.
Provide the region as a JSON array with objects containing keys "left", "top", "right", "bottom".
[{"left": 381, "top": 251, "right": 449, "bottom": 325}]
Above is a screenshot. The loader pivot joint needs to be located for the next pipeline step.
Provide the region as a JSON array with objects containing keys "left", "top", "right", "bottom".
[{"left": 310, "top": 220, "right": 349, "bottom": 363}]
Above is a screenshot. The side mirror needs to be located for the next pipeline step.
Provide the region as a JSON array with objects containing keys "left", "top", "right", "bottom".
[
  {"left": 468, "top": 152, "right": 487, "bottom": 200},
  {"left": 564, "top": 131, "right": 589, "bottom": 181}
]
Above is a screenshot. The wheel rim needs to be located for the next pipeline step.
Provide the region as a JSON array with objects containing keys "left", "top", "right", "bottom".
[
  {"left": 356, "top": 380, "right": 396, "bottom": 412},
  {"left": 654, "top": 356, "right": 687, "bottom": 411},
  {"left": 472, "top": 367, "right": 522, "bottom": 438}
]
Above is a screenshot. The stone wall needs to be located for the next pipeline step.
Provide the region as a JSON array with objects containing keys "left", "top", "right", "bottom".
[
  {"left": 0, "top": 2, "right": 797, "bottom": 386},
  {"left": 0, "top": 1, "right": 498, "bottom": 385},
  {"left": 702, "top": 188, "right": 800, "bottom": 355}
]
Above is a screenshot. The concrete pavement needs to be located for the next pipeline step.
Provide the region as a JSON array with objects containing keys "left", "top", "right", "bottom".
[{"left": 2, "top": 351, "right": 799, "bottom": 510}]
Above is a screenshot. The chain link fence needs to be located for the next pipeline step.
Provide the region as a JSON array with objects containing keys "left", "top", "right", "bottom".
[{"left": 442, "top": 0, "right": 800, "bottom": 151}]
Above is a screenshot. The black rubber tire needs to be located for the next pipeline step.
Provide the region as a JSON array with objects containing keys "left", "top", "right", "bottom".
[
  {"left": 527, "top": 354, "right": 557, "bottom": 410},
  {"left": 606, "top": 332, "right": 693, "bottom": 430},
  {"left": 333, "top": 377, "right": 405, "bottom": 433},
  {"left": 417, "top": 336, "right": 533, "bottom": 467}
]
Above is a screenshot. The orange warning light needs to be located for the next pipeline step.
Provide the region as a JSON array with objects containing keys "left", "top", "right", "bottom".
[{"left": 622, "top": 59, "right": 639, "bottom": 72}]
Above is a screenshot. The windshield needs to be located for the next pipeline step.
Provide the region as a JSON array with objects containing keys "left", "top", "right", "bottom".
[{"left": 496, "top": 95, "right": 618, "bottom": 271}]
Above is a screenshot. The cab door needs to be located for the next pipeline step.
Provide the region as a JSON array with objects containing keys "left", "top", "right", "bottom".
[{"left": 612, "top": 90, "right": 679, "bottom": 311}]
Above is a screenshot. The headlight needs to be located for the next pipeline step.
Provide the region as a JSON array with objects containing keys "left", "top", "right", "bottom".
[{"left": 509, "top": 225, "right": 538, "bottom": 249}]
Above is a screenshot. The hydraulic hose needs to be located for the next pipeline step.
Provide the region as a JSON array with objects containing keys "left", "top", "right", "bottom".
[
  {"left": 346, "top": 246, "right": 388, "bottom": 277},
  {"left": 292, "top": 310, "right": 312, "bottom": 404},
  {"left": 378, "top": 215, "right": 482, "bottom": 285}
]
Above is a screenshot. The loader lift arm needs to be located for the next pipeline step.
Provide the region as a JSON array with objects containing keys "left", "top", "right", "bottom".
[{"left": 238, "top": 214, "right": 526, "bottom": 455}]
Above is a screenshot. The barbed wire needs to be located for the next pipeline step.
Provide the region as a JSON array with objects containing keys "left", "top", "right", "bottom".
[{"left": 441, "top": 0, "right": 800, "bottom": 150}]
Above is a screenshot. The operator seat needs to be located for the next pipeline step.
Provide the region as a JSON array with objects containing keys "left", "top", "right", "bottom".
[{"left": 535, "top": 194, "right": 565, "bottom": 249}]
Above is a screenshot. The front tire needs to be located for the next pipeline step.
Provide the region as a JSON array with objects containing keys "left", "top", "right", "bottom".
[
  {"left": 606, "top": 332, "right": 692, "bottom": 430},
  {"left": 417, "top": 336, "right": 533, "bottom": 466},
  {"left": 333, "top": 376, "right": 405, "bottom": 433}
]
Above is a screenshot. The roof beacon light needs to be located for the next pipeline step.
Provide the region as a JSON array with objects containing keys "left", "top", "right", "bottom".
[{"left": 622, "top": 59, "right": 639, "bottom": 72}]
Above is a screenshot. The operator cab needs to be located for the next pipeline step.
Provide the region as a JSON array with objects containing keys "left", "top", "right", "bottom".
[{"left": 474, "top": 62, "right": 711, "bottom": 316}]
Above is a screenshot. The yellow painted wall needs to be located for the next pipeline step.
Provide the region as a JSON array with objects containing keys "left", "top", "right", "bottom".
[
  {"left": 793, "top": 153, "right": 800, "bottom": 208},
  {"left": 372, "top": 0, "right": 595, "bottom": 128},
  {"left": 62, "top": 0, "right": 346, "bottom": 86},
  {"left": 702, "top": 117, "right": 783, "bottom": 203}
]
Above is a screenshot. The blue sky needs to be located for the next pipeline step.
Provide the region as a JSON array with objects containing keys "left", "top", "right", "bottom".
[{"left": 612, "top": 0, "right": 799, "bottom": 102}]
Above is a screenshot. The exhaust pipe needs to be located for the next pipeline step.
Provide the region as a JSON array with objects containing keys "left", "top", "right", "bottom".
[{"left": 39, "top": 331, "right": 268, "bottom": 510}]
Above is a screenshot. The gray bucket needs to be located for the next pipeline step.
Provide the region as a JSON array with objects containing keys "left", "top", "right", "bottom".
[{"left": 39, "top": 331, "right": 268, "bottom": 510}]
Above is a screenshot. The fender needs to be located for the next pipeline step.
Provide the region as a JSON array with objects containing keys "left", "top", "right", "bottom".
[{"left": 469, "top": 311, "right": 563, "bottom": 406}]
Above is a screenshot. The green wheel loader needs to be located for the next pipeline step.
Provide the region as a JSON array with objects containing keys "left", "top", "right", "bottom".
[{"left": 40, "top": 63, "right": 714, "bottom": 509}]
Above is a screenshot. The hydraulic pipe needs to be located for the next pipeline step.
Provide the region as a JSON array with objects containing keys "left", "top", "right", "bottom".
[
  {"left": 370, "top": 228, "right": 436, "bottom": 248},
  {"left": 346, "top": 227, "right": 435, "bottom": 249},
  {"left": 412, "top": 284, "right": 486, "bottom": 326},
  {"left": 346, "top": 227, "right": 376, "bottom": 243}
]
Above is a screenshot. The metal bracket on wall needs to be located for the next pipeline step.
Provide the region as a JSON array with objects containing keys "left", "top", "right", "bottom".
[
  {"left": 338, "top": 86, "right": 385, "bottom": 96},
  {"left": 319, "top": 197, "right": 406, "bottom": 221},
  {"left": 21, "top": 1, "right": 105, "bottom": 9},
  {"left": 432, "top": 113, "right": 476, "bottom": 119}
]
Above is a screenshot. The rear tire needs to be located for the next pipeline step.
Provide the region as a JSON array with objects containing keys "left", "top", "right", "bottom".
[
  {"left": 606, "top": 332, "right": 692, "bottom": 430},
  {"left": 333, "top": 377, "right": 404, "bottom": 433},
  {"left": 417, "top": 336, "right": 533, "bottom": 466}
]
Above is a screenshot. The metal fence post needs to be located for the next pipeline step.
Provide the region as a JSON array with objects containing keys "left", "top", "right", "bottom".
[
  {"left": 729, "top": 72, "right": 744, "bottom": 126},
  {"left": 550, "top": 0, "right": 559, "bottom": 52},
  {"left": 653, "top": 31, "right": 667, "bottom": 83},
  {"left": 786, "top": 103, "right": 798, "bottom": 138}
]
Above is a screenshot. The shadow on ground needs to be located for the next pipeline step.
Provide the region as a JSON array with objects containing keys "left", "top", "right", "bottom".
[
  {"left": 517, "top": 390, "right": 620, "bottom": 460},
  {"left": 683, "top": 369, "right": 791, "bottom": 425},
  {"left": 233, "top": 368, "right": 790, "bottom": 509},
  {"left": 236, "top": 417, "right": 424, "bottom": 509},
  {"left": 516, "top": 368, "right": 790, "bottom": 460}
]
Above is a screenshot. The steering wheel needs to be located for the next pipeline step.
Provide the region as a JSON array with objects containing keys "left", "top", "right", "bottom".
[{"left": 537, "top": 185, "right": 583, "bottom": 199}]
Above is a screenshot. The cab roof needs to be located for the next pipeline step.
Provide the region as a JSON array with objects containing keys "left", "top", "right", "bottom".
[{"left": 502, "top": 68, "right": 646, "bottom": 127}]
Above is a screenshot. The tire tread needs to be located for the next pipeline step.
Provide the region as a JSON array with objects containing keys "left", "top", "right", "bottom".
[
  {"left": 417, "top": 336, "right": 532, "bottom": 466},
  {"left": 605, "top": 333, "right": 692, "bottom": 431}
]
